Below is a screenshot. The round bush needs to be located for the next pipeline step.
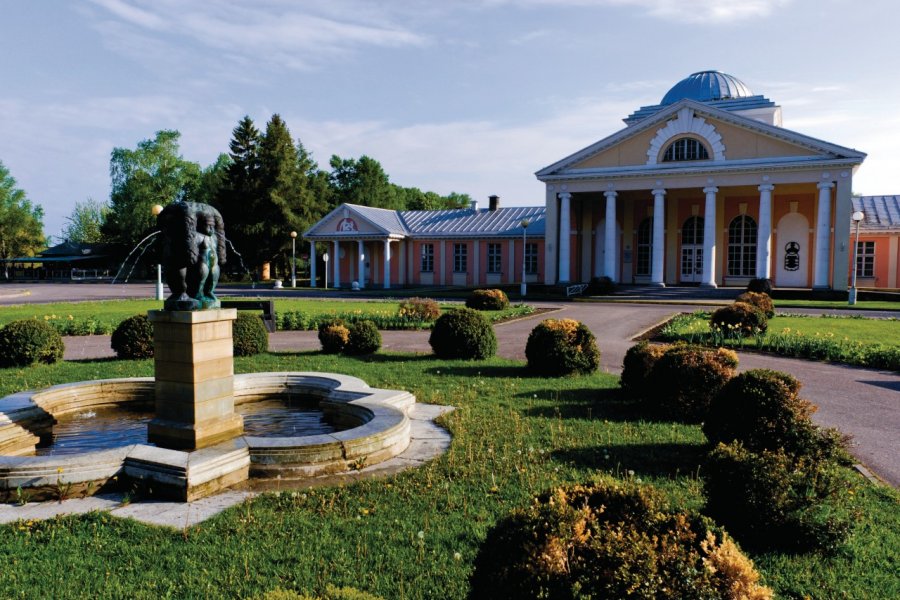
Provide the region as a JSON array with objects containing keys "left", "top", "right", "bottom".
[
  {"left": 587, "top": 276, "right": 615, "bottom": 296},
  {"left": 705, "top": 442, "right": 854, "bottom": 553},
  {"left": 735, "top": 291, "right": 775, "bottom": 319},
  {"left": 0, "top": 319, "right": 65, "bottom": 367},
  {"left": 525, "top": 318, "right": 600, "bottom": 376},
  {"left": 647, "top": 345, "right": 738, "bottom": 422},
  {"left": 466, "top": 289, "right": 510, "bottom": 311},
  {"left": 429, "top": 308, "right": 497, "bottom": 360},
  {"left": 705, "top": 369, "right": 847, "bottom": 460},
  {"left": 747, "top": 277, "right": 773, "bottom": 294},
  {"left": 470, "top": 478, "right": 773, "bottom": 599},
  {"left": 397, "top": 297, "right": 441, "bottom": 322},
  {"left": 345, "top": 320, "right": 381, "bottom": 355},
  {"left": 620, "top": 341, "right": 669, "bottom": 400},
  {"left": 319, "top": 323, "right": 350, "bottom": 354},
  {"left": 111, "top": 314, "right": 154, "bottom": 360},
  {"left": 710, "top": 301, "right": 768, "bottom": 337},
  {"left": 232, "top": 312, "right": 269, "bottom": 356}
]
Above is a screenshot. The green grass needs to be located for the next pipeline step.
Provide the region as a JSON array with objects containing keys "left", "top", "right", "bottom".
[
  {"left": 775, "top": 299, "right": 900, "bottom": 311},
  {"left": 1, "top": 352, "right": 898, "bottom": 599}
]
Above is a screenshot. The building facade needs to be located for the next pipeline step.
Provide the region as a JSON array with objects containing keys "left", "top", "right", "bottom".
[{"left": 536, "top": 71, "right": 867, "bottom": 290}]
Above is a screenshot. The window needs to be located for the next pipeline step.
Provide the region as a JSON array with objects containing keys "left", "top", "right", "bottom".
[
  {"left": 856, "top": 241, "right": 875, "bottom": 278},
  {"left": 420, "top": 243, "right": 434, "bottom": 272},
  {"left": 486, "top": 243, "right": 502, "bottom": 274},
  {"left": 681, "top": 216, "right": 704, "bottom": 246},
  {"left": 727, "top": 215, "right": 757, "bottom": 277},
  {"left": 453, "top": 243, "right": 468, "bottom": 273},
  {"left": 662, "top": 137, "right": 709, "bottom": 162},
  {"left": 525, "top": 242, "right": 538, "bottom": 274},
  {"left": 636, "top": 218, "right": 652, "bottom": 276}
]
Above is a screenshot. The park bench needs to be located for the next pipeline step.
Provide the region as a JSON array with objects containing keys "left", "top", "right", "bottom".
[{"left": 220, "top": 300, "right": 277, "bottom": 332}]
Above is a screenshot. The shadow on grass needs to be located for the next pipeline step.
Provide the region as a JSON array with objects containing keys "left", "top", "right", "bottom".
[
  {"left": 520, "top": 388, "right": 648, "bottom": 422},
  {"left": 552, "top": 442, "right": 706, "bottom": 479},
  {"left": 66, "top": 357, "right": 125, "bottom": 364}
]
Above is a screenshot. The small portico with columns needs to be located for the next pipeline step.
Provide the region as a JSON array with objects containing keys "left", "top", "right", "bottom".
[{"left": 536, "top": 71, "right": 866, "bottom": 290}]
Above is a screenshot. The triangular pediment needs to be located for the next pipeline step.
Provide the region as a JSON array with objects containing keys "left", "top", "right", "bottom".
[
  {"left": 304, "top": 204, "right": 397, "bottom": 238},
  {"left": 536, "top": 99, "right": 866, "bottom": 178}
]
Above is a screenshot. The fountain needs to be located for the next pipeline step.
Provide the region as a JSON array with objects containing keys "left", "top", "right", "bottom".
[{"left": 0, "top": 202, "right": 417, "bottom": 502}]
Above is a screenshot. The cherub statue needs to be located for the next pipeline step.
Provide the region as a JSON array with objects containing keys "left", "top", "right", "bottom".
[{"left": 156, "top": 201, "right": 227, "bottom": 310}]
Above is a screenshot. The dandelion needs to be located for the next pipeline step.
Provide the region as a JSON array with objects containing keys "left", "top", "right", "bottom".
[
  {"left": 417, "top": 530, "right": 425, "bottom": 540},
  {"left": 454, "top": 552, "right": 462, "bottom": 561},
  {"left": 627, "top": 469, "right": 635, "bottom": 477}
]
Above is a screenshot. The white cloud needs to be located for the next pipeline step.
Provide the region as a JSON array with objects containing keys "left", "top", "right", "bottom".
[{"left": 475, "top": 0, "right": 792, "bottom": 23}]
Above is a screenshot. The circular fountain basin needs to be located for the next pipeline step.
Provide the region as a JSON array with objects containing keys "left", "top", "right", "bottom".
[{"left": 0, "top": 373, "right": 415, "bottom": 502}]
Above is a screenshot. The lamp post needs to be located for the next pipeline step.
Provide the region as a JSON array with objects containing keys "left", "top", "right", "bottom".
[
  {"left": 849, "top": 210, "right": 865, "bottom": 305},
  {"left": 323, "top": 252, "right": 329, "bottom": 289},
  {"left": 290, "top": 231, "right": 298, "bottom": 288},
  {"left": 151, "top": 204, "right": 164, "bottom": 300},
  {"left": 520, "top": 219, "right": 530, "bottom": 298}
]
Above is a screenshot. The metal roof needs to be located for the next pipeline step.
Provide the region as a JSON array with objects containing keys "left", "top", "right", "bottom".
[
  {"left": 852, "top": 196, "right": 900, "bottom": 231},
  {"left": 400, "top": 205, "right": 545, "bottom": 237},
  {"left": 662, "top": 71, "right": 754, "bottom": 105},
  {"left": 346, "top": 204, "right": 408, "bottom": 235}
]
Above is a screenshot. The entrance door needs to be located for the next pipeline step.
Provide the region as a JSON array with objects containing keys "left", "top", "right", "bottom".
[{"left": 680, "top": 216, "right": 704, "bottom": 283}]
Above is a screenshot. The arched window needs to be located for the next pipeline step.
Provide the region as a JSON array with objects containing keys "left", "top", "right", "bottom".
[
  {"left": 682, "top": 216, "right": 704, "bottom": 245},
  {"left": 727, "top": 215, "right": 757, "bottom": 277},
  {"left": 636, "top": 218, "right": 652, "bottom": 276},
  {"left": 662, "top": 138, "right": 709, "bottom": 162}
]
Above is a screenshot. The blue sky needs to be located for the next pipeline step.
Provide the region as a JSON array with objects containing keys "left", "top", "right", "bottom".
[{"left": 3, "top": 0, "right": 899, "bottom": 240}]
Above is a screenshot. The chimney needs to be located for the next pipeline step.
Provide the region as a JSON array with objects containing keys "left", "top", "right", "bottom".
[
  {"left": 470, "top": 199, "right": 479, "bottom": 211},
  {"left": 488, "top": 195, "right": 500, "bottom": 211}
]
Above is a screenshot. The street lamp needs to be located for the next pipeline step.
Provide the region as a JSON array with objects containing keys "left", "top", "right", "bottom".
[
  {"left": 290, "top": 231, "right": 298, "bottom": 288},
  {"left": 151, "top": 204, "right": 164, "bottom": 301},
  {"left": 520, "top": 218, "right": 530, "bottom": 298},
  {"left": 323, "top": 252, "right": 329, "bottom": 289},
  {"left": 849, "top": 210, "right": 865, "bottom": 305}
]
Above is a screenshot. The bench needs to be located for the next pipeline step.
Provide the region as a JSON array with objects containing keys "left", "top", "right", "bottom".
[{"left": 220, "top": 300, "right": 277, "bottom": 332}]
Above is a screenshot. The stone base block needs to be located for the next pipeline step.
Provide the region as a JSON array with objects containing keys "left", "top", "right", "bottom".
[
  {"left": 123, "top": 438, "right": 250, "bottom": 502},
  {"left": 148, "top": 414, "right": 244, "bottom": 451}
]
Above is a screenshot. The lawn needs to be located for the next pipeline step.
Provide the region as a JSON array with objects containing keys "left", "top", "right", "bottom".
[
  {"left": 1, "top": 351, "right": 898, "bottom": 599},
  {"left": 774, "top": 298, "right": 900, "bottom": 312}
]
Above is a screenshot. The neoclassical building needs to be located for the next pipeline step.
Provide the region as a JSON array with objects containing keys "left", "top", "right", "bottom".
[{"left": 536, "top": 70, "right": 867, "bottom": 290}]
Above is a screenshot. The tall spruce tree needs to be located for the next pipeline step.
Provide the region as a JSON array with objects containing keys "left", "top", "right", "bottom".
[{"left": 214, "top": 116, "right": 262, "bottom": 270}]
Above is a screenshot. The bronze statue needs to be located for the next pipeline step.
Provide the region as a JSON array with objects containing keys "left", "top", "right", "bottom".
[{"left": 156, "top": 201, "right": 227, "bottom": 310}]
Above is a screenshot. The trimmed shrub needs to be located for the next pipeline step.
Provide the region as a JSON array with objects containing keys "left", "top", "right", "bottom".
[
  {"left": 0, "top": 319, "right": 65, "bottom": 367},
  {"left": 397, "top": 297, "right": 441, "bottom": 321},
  {"left": 710, "top": 301, "right": 768, "bottom": 337},
  {"left": 525, "top": 318, "right": 600, "bottom": 376},
  {"left": 466, "top": 288, "right": 510, "bottom": 311},
  {"left": 470, "top": 478, "right": 773, "bottom": 600},
  {"left": 620, "top": 341, "right": 669, "bottom": 400},
  {"left": 587, "top": 276, "right": 615, "bottom": 296},
  {"left": 429, "top": 308, "right": 497, "bottom": 359},
  {"left": 319, "top": 321, "right": 350, "bottom": 354},
  {"left": 705, "top": 369, "right": 848, "bottom": 461},
  {"left": 747, "top": 277, "right": 773, "bottom": 294},
  {"left": 646, "top": 345, "right": 737, "bottom": 422},
  {"left": 345, "top": 320, "right": 381, "bottom": 355},
  {"left": 232, "top": 312, "right": 269, "bottom": 356},
  {"left": 110, "top": 314, "right": 154, "bottom": 360},
  {"left": 736, "top": 291, "right": 775, "bottom": 319},
  {"left": 705, "top": 442, "right": 855, "bottom": 552}
]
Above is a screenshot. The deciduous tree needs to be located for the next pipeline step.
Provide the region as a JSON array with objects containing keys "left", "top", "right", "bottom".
[
  {"left": 61, "top": 198, "right": 108, "bottom": 243},
  {"left": 0, "top": 161, "right": 45, "bottom": 275}
]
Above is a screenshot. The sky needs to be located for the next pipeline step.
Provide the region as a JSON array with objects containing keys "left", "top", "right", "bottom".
[{"left": 3, "top": 0, "right": 900, "bottom": 241}]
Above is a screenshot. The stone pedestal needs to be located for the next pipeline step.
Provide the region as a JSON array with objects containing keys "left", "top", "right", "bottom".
[{"left": 147, "top": 309, "right": 244, "bottom": 450}]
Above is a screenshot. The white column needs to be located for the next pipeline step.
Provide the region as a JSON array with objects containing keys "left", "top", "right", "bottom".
[
  {"left": 702, "top": 186, "right": 718, "bottom": 287},
  {"left": 333, "top": 241, "right": 341, "bottom": 288},
  {"left": 309, "top": 242, "right": 317, "bottom": 288},
  {"left": 383, "top": 239, "right": 391, "bottom": 289},
  {"left": 558, "top": 192, "right": 572, "bottom": 283},
  {"left": 358, "top": 240, "right": 365, "bottom": 289},
  {"left": 756, "top": 183, "right": 775, "bottom": 279},
  {"left": 814, "top": 181, "right": 834, "bottom": 288},
  {"left": 604, "top": 190, "right": 618, "bottom": 281},
  {"left": 651, "top": 188, "right": 666, "bottom": 287}
]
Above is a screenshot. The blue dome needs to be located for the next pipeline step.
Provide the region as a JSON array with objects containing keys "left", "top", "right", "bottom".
[{"left": 661, "top": 71, "right": 754, "bottom": 105}]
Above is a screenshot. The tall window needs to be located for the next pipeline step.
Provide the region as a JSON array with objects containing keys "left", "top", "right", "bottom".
[
  {"left": 636, "top": 218, "right": 652, "bottom": 276},
  {"left": 856, "top": 241, "right": 875, "bottom": 278},
  {"left": 487, "top": 243, "right": 502, "bottom": 274},
  {"left": 727, "top": 215, "right": 757, "bottom": 277},
  {"left": 662, "top": 138, "right": 709, "bottom": 162},
  {"left": 525, "top": 242, "right": 538, "bottom": 274},
  {"left": 453, "top": 243, "right": 468, "bottom": 273},
  {"left": 420, "top": 243, "right": 434, "bottom": 272},
  {"left": 681, "top": 216, "right": 704, "bottom": 245}
]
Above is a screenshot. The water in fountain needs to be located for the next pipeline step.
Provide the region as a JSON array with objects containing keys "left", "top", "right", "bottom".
[
  {"left": 224, "top": 237, "right": 257, "bottom": 288},
  {"left": 110, "top": 230, "right": 161, "bottom": 285}
]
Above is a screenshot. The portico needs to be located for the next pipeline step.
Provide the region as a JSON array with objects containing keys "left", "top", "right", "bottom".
[{"left": 537, "top": 72, "right": 865, "bottom": 290}]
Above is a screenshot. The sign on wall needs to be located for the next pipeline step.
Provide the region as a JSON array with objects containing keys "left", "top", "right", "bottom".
[
  {"left": 784, "top": 242, "right": 800, "bottom": 271},
  {"left": 336, "top": 218, "right": 358, "bottom": 232}
]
